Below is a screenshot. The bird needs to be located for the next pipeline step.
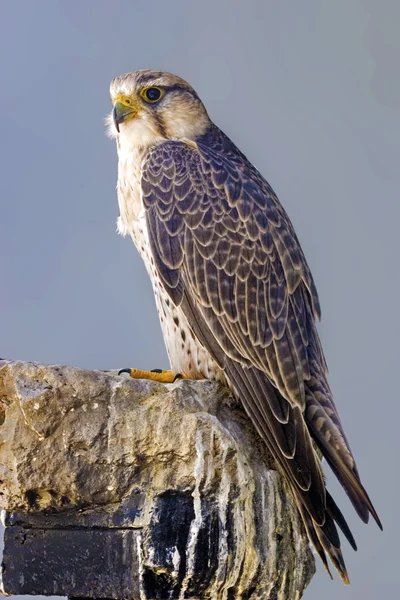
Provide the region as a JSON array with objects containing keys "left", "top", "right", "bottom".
[{"left": 107, "top": 69, "right": 381, "bottom": 584}]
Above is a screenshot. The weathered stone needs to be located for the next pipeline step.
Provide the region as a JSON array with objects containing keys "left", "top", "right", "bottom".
[{"left": 0, "top": 361, "right": 315, "bottom": 598}]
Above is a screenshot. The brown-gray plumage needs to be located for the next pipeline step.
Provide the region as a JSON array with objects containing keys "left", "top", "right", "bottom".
[{"left": 109, "top": 69, "right": 381, "bottom": 584}]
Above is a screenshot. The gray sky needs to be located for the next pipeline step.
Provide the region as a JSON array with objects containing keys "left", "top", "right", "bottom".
[{"left": 1, "top": 0, "right": 399, "bottom": 598}]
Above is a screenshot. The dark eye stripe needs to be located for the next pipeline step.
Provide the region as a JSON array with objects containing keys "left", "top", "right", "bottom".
[{"left": 163, "top": 84, "right": 200, "bottom": 101}]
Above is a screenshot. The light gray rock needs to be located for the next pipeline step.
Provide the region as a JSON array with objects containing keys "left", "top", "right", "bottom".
[{"left": 0, "top": 361, "right": 315, "bottom": 599}]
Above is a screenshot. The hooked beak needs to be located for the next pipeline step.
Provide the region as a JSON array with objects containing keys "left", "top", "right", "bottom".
[{"left": 112, "top": 94, "right": 138, "bottom": 132}]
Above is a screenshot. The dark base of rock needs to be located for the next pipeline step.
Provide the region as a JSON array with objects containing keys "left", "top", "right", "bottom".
[{"left": 3, "top": 524, "right": 139, "bottom": 598}]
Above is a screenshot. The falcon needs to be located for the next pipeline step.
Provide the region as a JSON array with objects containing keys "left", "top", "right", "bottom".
[{"left": 107, "top": 69, "right": 381, "bottom": 583}]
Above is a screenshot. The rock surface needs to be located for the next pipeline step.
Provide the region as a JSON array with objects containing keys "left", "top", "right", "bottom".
[{"left": 0, "top": 361, "right": 315, "bottom": 599}]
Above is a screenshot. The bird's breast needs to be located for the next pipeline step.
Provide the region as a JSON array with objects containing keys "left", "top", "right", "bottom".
[
  {"left": 116, "top": 144, "right": 226, "bottom": 385},
  {"left": 116, "top": 146, "right": 147, "bottom": 238}
]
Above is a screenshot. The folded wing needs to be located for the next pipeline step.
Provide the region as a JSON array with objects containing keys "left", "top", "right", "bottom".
[{"left": 141, "top": 135, "right": 381, "bottom": 582}]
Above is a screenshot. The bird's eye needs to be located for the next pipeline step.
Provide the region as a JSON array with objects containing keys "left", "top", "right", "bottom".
[{"left": 141, "top": 87, "right": 164, "bottom": 104}]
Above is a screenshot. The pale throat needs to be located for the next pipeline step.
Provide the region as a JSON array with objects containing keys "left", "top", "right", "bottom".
[
  {"left": 116, "top": 113, "right": 209, "bottom": 153},
  {"left": 117, "top": 117, "right": 165, "bottom": 154}
]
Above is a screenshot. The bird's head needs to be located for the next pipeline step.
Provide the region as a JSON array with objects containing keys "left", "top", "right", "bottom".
[{"left": 107, "top": 70, "right": 211, "bottom": 149}]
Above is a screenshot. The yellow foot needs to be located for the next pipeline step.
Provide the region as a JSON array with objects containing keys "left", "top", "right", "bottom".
[{"left": 118, "top": 368, "right": 186, "bottom": 384}]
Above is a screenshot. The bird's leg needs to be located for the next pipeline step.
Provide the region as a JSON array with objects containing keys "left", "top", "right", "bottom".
[{"left": 118, "top": 368, "right": 186, "bottom": 384}]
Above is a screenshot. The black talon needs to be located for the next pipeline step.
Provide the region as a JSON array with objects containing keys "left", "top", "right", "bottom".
[
  {"left": 173, "top": 373, "right": 183, "bottom": 382},
  {"left": 150, "top": 369, "right": 163, "bottom": 373},
  {"left": 118, "top": 368, "right": 131, "bottom": 376}
]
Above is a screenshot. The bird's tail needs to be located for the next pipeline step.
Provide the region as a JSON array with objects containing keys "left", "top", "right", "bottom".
[
  {"left": 295, "top": 491, "right": 354, "bottom": 584},
  {"left": 304, "top": 381, "right": 382, "bottom": 531},
  {"left": 225, "top": 359, "right": 381, "bottom": 584}
]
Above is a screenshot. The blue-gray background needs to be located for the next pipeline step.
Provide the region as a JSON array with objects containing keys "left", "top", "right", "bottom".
[{"left": 1, "top": 1, "right": 399, "bottom": 598}]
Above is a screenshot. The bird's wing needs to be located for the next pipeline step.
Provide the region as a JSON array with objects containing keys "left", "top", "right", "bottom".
[{"left": 141, "top": 138, "right": 380, "bottom": 581}]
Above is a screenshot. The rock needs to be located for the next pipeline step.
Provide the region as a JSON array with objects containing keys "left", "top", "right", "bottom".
[{"left": 0, "top": 361, "right": 315, "bottom": 599}]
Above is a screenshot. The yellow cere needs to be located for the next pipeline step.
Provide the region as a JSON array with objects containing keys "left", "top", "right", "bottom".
[{"left": 114, "top": 94, "right": 137, "bottom": 109}]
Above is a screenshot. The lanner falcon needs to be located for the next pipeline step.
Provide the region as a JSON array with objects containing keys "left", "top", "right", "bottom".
[{"left": 107, "top": 69, "right": 381, "bottom": 583}]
